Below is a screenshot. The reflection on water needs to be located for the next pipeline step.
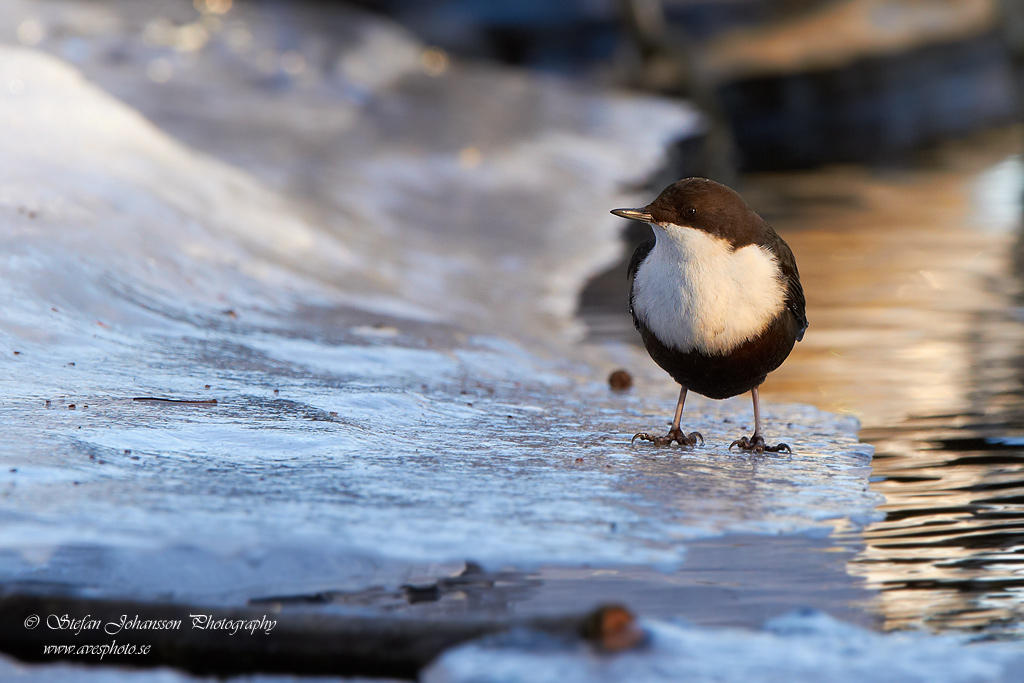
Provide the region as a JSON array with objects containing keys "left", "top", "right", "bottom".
[
  {"left": 750, "top": 129, "right": 1024, "bottom": 637},
  {"left": 857, "top": 426, "right": 1024, "bottom": 636},
  {"left": 748, "top": 142, "right": 1018, "bottom": 424}
]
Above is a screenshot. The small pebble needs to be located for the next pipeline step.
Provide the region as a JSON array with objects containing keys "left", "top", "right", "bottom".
[
  {"left": 608, "top": 369, "right": 633, "bottom": 392},
  {"left": 580, "top": 605, "right": 646, "bottom": 652}
]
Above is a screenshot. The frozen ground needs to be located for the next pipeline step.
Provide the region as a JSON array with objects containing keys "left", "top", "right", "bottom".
[{"left": 0, "top": 1, "right": 1016, "bottom": 680}]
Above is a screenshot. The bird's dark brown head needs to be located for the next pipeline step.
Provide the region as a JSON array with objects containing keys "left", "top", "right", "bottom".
[
  {"left": 612, "top": 178, "right": 768, "bottom": 249},
  {"left": 648, "top": 178, "right": 766, "bottom": 247}
]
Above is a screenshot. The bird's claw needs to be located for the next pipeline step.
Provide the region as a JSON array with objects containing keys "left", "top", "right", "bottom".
[
  {"left": 729, "top": 435, "right": 792, "bottom": 454},
  {"left": 631, "top": 428, "right": 703, "bottom": 448}
]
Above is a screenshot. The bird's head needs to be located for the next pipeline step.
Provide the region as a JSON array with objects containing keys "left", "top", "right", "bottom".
[{"left": 611, "top": 178, "right": 765, "bottom": 248}]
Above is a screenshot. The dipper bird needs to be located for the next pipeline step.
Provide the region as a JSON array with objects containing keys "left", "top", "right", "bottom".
[{"left": 612, "top": 178, "right": 807, "bottom": 453}]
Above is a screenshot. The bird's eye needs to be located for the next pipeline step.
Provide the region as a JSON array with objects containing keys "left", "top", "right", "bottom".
[{"left": 684, "top": 207, "right": 697, "bottom": 219}]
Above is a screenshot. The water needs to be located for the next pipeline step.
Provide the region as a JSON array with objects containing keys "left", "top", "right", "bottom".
[{"left": 859, "top": 422, "right": 1024, "bottom": 636}]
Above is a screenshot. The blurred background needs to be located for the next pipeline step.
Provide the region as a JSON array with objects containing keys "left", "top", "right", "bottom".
[
  {"left": 354, "top": 0, "right": 1021, "bottom": 171},
  {"left": 3, "top": 0, "right": 1024, "bottom": 659}
]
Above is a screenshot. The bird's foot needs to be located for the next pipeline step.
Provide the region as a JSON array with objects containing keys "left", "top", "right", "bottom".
[
  {"left": 631, "top": 428, "right": 704, "bottom": 448},
  {"left": 729, "top": 435, "right": 791, "bottom": 454}
]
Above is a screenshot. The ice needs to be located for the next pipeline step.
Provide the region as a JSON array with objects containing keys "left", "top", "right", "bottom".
[
  {"left": 424, "top": 610, "right": 1024, "bottom": 683},
  {"left": 0, "top": 35, "right": 881, "bottom": 603}
]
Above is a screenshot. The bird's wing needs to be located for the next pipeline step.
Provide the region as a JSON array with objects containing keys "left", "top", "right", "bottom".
[
  {"left": 769, "top": 236, "right": 808, "bottom": 342},
  {"left": 627, "top": 238, "right": 655, "bottom": 331},
  {"left": 785, "top": 265, "right": 808, "bottom": 342}
]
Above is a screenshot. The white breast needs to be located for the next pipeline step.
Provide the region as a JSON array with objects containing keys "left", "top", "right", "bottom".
[{"left": 633, "top": 224, "right": 786, "bottom": 356}]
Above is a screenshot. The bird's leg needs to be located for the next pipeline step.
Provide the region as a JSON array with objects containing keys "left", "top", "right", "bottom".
[
  {"left": 632, "top": 386, "right": 704, "bottom": 447},
  {"left": 730, "top": 386, "right": 791, "bottom": 453}
]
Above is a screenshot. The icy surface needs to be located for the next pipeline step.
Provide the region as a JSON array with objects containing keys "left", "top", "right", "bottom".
[
  {"left": 0, "top": 3, "right": 877, "bottom": 606},
  {"left": 424, "top": 610, "right": 1024, "bottom": 683}
]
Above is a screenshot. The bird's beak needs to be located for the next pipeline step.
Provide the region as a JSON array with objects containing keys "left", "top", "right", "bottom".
[{"left": 610, "top": 207, "right": 654, "bottom": 223}]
